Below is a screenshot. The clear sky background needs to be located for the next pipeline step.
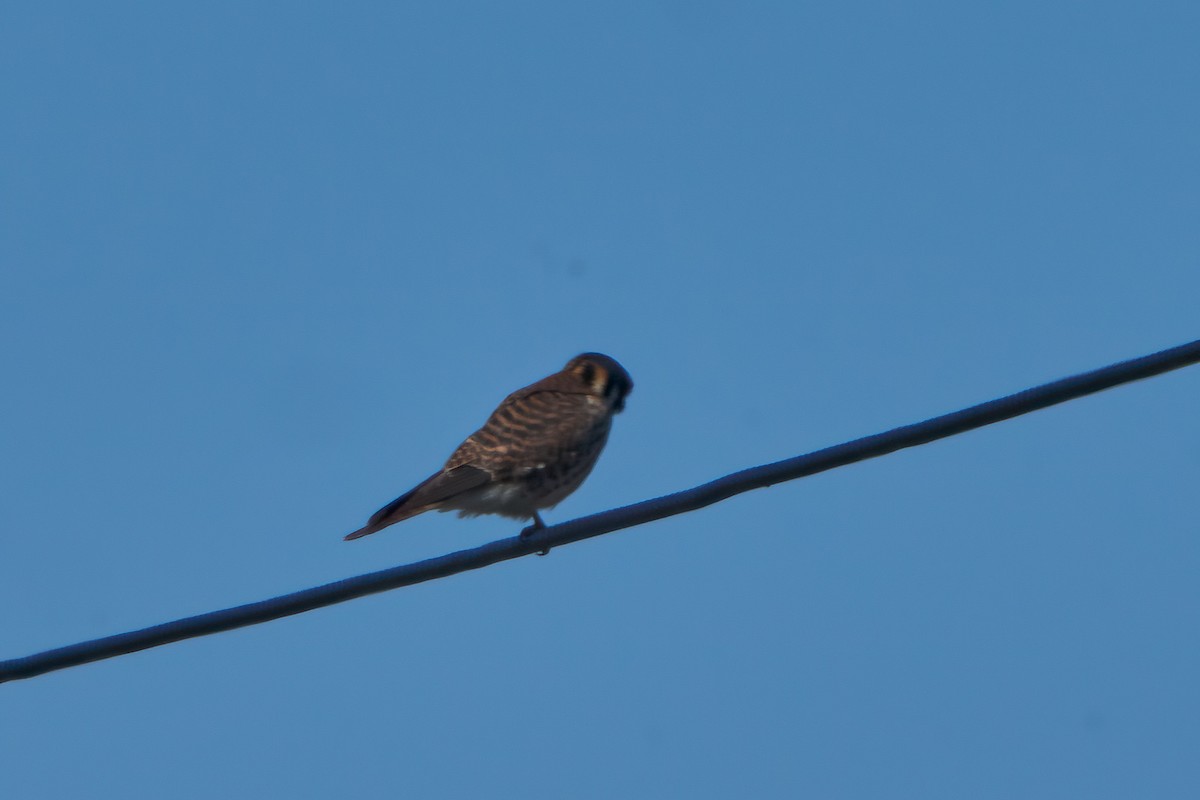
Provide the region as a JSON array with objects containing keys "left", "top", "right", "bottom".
[{"left": 2, "top": 3, "right": 1198, "bottom": 798}]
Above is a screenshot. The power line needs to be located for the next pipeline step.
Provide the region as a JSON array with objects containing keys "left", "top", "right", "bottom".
[{"left": 3, "top": 338, "right": 1198, "bottom": 684}]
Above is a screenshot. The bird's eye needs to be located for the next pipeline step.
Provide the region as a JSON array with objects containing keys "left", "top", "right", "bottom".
[{"left": 580, "top": 363, "right": 596, "bottom": 385}]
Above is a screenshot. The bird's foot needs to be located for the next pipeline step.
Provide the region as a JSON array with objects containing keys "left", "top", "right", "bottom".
[{"left": 520, "top": 515, "right": 550, "bottom": 556}]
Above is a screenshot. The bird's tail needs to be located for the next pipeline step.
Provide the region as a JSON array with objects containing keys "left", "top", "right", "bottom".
[
  {"left": 343, "top": 485, "right": 428, "bottom": 541},
  {"left": 344, "top": 466, "right": 489, "bottom": 541}
]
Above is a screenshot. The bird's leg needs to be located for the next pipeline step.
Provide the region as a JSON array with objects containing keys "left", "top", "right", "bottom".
[{"left": 520, "top": 512, "right": 550, "bottom": 556}]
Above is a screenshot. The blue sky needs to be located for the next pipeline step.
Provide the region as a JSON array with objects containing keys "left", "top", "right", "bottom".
[{"left": 2, "top": 2, "right": 1198, "bottom": 797}]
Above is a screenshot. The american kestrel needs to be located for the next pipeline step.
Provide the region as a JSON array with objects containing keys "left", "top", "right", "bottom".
[{"left": 345, "top": 352, "right": 633, "bottom": 541}]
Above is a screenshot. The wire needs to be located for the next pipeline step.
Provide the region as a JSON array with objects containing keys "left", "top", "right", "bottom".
[{"left": 3, "top": 338, "right": 1198, "bottom": 684}]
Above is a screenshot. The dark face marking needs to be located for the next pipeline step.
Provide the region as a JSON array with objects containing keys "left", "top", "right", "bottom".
[
  {"left": 580, "top": 362, "right": 597, "bottom": 386},
  {"left": 604, "top": 374, "right": 629, "bottom": 412}
]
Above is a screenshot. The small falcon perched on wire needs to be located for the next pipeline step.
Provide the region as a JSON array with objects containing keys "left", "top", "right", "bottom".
[{"left": 345, "top": 352, "right": 633, "bottom": 541}]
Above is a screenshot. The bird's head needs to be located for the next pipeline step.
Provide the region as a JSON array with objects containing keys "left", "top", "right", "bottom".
[{"left": 565, "top": 353, "right": 633, "bottom": 413}]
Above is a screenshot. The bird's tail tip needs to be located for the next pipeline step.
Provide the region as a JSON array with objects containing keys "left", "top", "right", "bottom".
[{"left": 343, "top": 525, "right": 376, "bottom": 541}]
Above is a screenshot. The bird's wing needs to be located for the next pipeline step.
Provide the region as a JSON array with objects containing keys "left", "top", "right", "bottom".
[{"left": 449, "top": 389, "right": 609, "bottom": 478}]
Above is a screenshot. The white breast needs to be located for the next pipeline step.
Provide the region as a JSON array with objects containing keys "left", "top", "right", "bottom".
[{"left": 441, "top": 481, "right": 541, "bottom": 521}]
